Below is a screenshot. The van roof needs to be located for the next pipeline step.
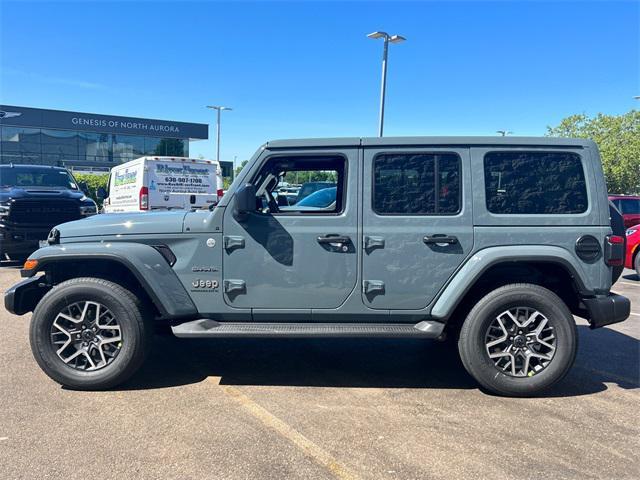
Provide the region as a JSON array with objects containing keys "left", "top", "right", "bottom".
[
  {"left": 265, "top": 136, "right": 596, "bottom": 149},
  {"left": 134, "top": 156, "right": 219, "bottom": 164}
]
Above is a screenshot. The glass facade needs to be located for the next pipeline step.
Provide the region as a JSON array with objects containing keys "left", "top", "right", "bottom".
[{"left": 0, "top": 126, "right": 189, "bottom": 171}]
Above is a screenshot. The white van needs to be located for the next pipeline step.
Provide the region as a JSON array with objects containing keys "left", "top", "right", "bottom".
[{"left": 102, "top": 156, "right": 223, "bottom": 213}]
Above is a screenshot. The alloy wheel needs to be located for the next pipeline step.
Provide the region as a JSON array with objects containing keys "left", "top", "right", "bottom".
[
  {"left": 50, "top": 301, "right": 122, "bottom": 371},
  {"left": 484, "top": 307, "right": 556, "bottom": 377}
]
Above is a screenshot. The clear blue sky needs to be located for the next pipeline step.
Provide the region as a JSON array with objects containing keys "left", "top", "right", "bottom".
[{"left": 1, "top": 0, "right": 638, "bottom": 162}]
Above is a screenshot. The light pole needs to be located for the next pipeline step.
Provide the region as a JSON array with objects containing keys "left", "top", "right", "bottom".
[
  {"left": 206, "top": 105, "right": 232, "bottom": 163},
  {"left": 367, "top": 31, "right": 406, "bottom": 137},
  {"left": 496, "top": 130, "right": 513, "bottom": 136}
]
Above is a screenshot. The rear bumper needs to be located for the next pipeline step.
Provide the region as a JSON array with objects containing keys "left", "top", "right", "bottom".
[{"left": 583, "top": 293, "right": 631, "bottom": 329}]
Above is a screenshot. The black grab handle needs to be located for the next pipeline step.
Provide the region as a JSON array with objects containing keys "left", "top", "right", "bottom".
[{"left": 423, "top": 235, "right": 458, "bottom": 245}]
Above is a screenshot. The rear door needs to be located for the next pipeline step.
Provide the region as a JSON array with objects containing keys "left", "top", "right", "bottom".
[{"left": 361, "top": 146, "right": 474, "bottom": 309}]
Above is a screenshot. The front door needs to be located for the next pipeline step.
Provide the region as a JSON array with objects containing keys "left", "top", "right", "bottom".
[
  {"left": 222, "top": 149, "right": 359, "bottom": 312},
  {"left": 362, "top": 147, "right": 474, "bottom": 310}
]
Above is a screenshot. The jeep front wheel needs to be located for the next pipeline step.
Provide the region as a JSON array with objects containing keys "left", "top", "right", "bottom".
[
  {"left": 29, "top": 277, "right": 151, "bottom": 390},
  {"left": 458, "top": 283, "right": 577, "bottom": 397}
]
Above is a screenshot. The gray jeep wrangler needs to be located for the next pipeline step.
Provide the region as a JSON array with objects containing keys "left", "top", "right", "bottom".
[{"left": 5, "top": 137, "right": 631, "bottom": 396}]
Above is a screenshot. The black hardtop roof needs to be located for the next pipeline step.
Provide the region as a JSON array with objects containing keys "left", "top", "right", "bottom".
[{"left": 265, "top": 136, "right": 595, "bottom": 149}]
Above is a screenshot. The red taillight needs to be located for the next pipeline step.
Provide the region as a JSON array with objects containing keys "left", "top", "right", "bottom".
[
  {"left": 217, "top": 188, "right": 224, "bottom": 199},
  {"left": 139, "top": 186, "right": 149, "bottom": 210},
  {"left": 605, "top": 235, "right": 625, "bottom": 266}
]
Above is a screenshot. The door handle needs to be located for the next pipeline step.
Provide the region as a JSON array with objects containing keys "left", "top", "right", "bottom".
[
  {"left": 317, "top": 234, "right": 351, "bottom": 253},
  {"left": 423, "top": 235, "right": 458, "bottom": 245},
  {"left": 317, "top": 235, "right": 351, "bottom": 245}
]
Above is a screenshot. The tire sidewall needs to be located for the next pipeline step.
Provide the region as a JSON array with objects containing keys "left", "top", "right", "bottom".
[
  {"left": 460, "top": 286, "right": 577, "bottom": 396},
  {"left": 30, "top": 281, "right": 143, "bottom": 389}
]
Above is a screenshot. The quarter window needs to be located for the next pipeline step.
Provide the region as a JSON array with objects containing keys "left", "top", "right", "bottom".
[
  {"left": 373, "top": 153, "right": 461, "bottom": 215},
  {"left": 484, "top": 151, "right": 588, "bottom": 214}
]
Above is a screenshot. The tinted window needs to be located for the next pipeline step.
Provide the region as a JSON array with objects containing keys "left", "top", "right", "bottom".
[
  {"left": 484, "top": 151, "right": 588, "bottom": 214},
  {"left": 373, "top": 153, "right": 461, "bottom": 215},
  {"left": 620, "top": 199, "right": 640, "bottom": 214}
]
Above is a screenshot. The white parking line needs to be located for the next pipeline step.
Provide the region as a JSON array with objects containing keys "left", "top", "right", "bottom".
[
  {"left": 630, "top": 312, "right": 640, "bottom": 317},
  {"left": 619, "top": 282, "right": 639, "bottom": 287}
]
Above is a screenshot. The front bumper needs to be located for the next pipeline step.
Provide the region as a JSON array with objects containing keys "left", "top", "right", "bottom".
[
  {"left": 0, "top": 223, "right": 49, "bottom": 259},
  {"left": 583, "top": 293, "right": 631, "bottom": 329},
  {"left": 4, "top": 276, "right": 50, "bottom": 315}
]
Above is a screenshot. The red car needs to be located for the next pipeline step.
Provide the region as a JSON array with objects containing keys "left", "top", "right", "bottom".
[
  {"left": 609, "top": 195, "right": 640, "bottom": 228},
  {"left": 626, "top": 224, "right": 640, "bottom": 276}
]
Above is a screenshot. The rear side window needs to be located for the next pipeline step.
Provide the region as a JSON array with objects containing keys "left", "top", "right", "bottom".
[
  {"left": 620, "top": 198, "right": 640, "bottom": 214},
  {"left": 484, "top": 151, "right": 588, "bottom": 214},
  {"left": 373, "top": 153, "right": 461, "bottom": 215}
]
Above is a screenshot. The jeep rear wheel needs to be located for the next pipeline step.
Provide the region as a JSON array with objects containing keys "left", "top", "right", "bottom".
[
  {"left": 30, "top": 278, "right": 151, "bottom": 390},
  {"left": 458, "top": 284, "right": 577, "bottom": 397}
]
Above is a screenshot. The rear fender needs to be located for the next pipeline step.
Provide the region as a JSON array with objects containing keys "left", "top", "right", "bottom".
[{"left": 431, "top": 245, "right": 593, "bottom": 320}]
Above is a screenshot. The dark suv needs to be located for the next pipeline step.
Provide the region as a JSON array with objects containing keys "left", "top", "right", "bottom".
[{"left": 0, "top": 164, "right": 97, "bottom": 260}]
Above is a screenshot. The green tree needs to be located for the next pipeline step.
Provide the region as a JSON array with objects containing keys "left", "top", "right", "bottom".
[
  {"left": 235, "top": 160, "right": 249, "bottom": 177},
  {"left": 73, "top": 173, "right": 109, "bottom": 206},
  {"left": 547, "top": 110, "right": 640, "bottom": 194}
]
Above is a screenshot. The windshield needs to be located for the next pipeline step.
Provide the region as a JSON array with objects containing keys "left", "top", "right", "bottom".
[
  {"left": 296, "top": 187, "right": 337, "bottom": 208},
  {"left": 0, "top": 168, "right": 78, "bottom": 189}
]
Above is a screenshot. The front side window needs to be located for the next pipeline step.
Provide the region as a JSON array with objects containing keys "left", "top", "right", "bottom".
[
  {"left": 373, "top": 153, "right": 461, "bottom": 215},
  {"left": 252, "top": 156, "right": 345, "bottom": 214},
  {"left": 484, "top": 151, "right": 588, "bottom": 214}
]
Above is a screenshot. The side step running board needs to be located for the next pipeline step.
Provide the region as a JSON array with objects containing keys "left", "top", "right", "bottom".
[{"left": 171, "top": 320, "right": 445, "bottom": 339}]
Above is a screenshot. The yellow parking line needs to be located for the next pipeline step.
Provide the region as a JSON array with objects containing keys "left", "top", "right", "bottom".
[{"left": 208, "top": 378, "right": 360, "bottom": 480}]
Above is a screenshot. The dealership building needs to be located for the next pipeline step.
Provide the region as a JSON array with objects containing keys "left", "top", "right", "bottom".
[{"left": 0, "top": 105, "right": 209, "bottom": 173}]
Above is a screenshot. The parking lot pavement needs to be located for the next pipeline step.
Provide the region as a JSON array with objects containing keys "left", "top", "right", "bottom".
[{"left": 0, "top": 268, "right": 638, "bottom": 480}]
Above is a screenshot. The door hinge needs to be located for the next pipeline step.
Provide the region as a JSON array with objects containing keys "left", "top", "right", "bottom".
[{"left": 224, "top": 235, "right": 245, "bottom": 252}]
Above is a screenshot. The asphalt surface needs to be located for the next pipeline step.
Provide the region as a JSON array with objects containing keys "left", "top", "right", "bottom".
[{"left": 0, "top": 267, "right": 638, "bottom": 480}]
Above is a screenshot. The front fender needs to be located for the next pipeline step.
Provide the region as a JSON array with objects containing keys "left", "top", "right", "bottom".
[
  {"left": 21, "top": 242, "right": 197, "bottom": 318},
  {"left": 430, "top": 245, "right": 593, "bottom": 320}
]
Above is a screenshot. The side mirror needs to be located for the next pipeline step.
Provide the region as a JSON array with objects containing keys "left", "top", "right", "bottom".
[
  {"left": 78, "top": 181, "right": 89, "bottom": 193},
  {"left": 234, "top": 183, "right": 256, "bottom": 219},
  {"left": 96, "top": 187, "right": 107, "bottom": 199}
]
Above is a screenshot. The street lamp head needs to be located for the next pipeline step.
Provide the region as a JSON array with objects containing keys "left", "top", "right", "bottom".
[
  {"left": 634, "top": 96, "right": 640, "bottom": 100},
  {"left": 206, "top": 105, "right": 233, "bottom": 111},
  {"left": 367, "top": 31, "right": 388, "bottom": 40},
  {"left": 389, "top": 35, "right": 406, "bottom": 44}
]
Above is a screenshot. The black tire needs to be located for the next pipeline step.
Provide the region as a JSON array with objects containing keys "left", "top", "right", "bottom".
[
  {"left": 458, "top": 283, "right": 577, "bottom": 397},
  {"left": 29, "top": 277, "right": 152, "bottom": 390},
  {"left": 635, "top": 252, "right": 640, "bottom": 278}
]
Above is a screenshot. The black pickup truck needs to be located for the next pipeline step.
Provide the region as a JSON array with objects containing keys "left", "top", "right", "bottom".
[{"left": 0, "top": 164, "right": 97, "bottom": 260}]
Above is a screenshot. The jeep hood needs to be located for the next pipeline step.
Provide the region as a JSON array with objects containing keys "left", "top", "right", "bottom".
[{"left": 55, "top": 211, "right": 188, "bottom": 239}]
